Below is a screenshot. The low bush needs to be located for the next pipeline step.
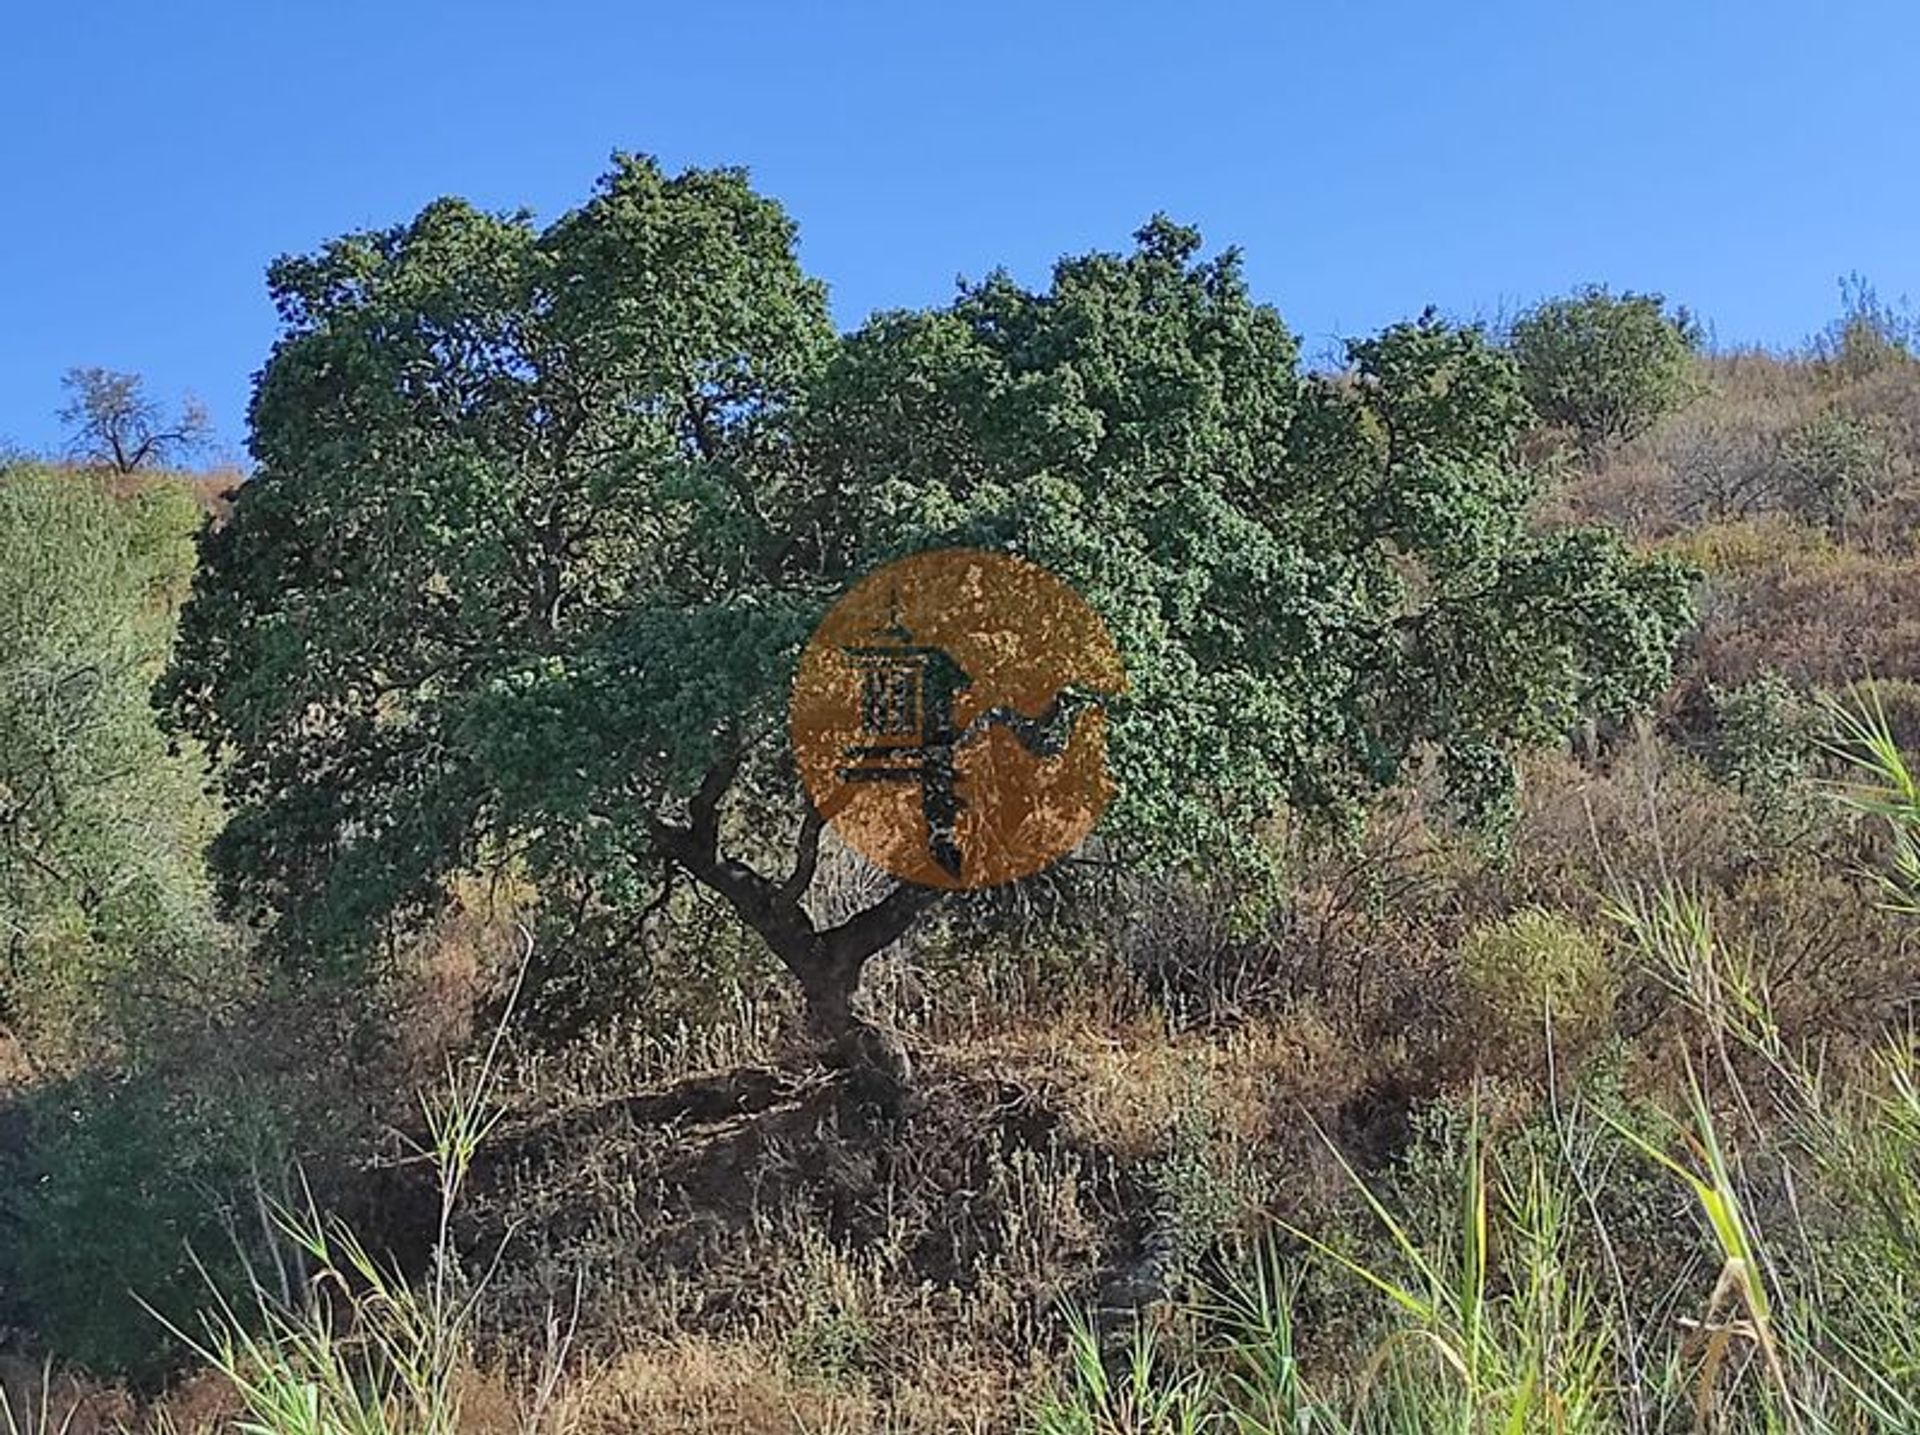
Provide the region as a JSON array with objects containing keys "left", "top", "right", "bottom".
[
  {"left": 1456, "top": 909, "right": 1615, "bottom": 1067},
  {"left": 0, "top": 1068, "right": 274, "bottom": 1383},
  {"left": 1510, "top": 285, "right": 1700, "bottom": 456},
  {"left": 1777, "top": 407, "right": 1897, "bottom": 538}
]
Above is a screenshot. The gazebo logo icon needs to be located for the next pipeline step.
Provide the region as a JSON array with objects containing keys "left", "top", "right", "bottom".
[
  {"left": 836, "top": 600, "right": 977, "bottom": 879},
  {"left": 791, "top": 550, "right": 1126, "bottom": 890}
]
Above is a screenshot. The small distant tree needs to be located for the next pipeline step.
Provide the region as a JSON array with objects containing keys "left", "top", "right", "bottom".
[
  {"left": 1509, "top": 286, "right": 1699, "bottom": 457},
  {"left": 1814, "top": 273, "right": 1916, "bottom": 383},
  {"left": 58, "top": 367, "right": 211, "bottom": 474}
]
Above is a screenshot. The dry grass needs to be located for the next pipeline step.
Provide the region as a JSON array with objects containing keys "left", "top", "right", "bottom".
[
  {"left": 541, "top": 1333, "right": 1023, "bottom": 1435},
  {"left": 958, "top": 1008, "right": 1366, "bottom": 1162}
]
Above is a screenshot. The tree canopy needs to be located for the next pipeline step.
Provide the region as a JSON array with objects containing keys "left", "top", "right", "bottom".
[{"left": 162, "top": 155, "right": 1695, "bottom": 1041}]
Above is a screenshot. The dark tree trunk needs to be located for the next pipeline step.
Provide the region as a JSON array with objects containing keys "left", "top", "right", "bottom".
[
  {"left": 797, "top": 954, "right": 861, "bottom": 1042},
  {"left": 647, "top": 756, "right": 940, "bottom": 1091}
]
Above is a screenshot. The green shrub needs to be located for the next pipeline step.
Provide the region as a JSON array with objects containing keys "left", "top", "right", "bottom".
[
  {"left": 1813, "top": 272, "right": 1916, "bottom": 383},
  {"left": 0, "top": 469, "right": 263, "bottom": 1381},
  {"left": 1457, "top": 909, "right": 1615, "bottom": 1061},
  {"left": 1510, "top": 285, "right": 1699, "bottom": 455},
  {"left": 1777, "top": 407, "right": 1895, "bottom": 538},
  {"left": 1143, "top": 1076, "right": 1270, "bottom": 1283},
  {"left": 0, "top": 468, "right": 219, "bottom": 1064},
  {"left": 0, "top": 1068, "right": 271, "bottom": 1382},
  {"left": 1705, "top": 672, "right": 1825, "bottom": 843}
]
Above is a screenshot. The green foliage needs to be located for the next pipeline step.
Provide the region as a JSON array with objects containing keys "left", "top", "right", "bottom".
[
  {"left": 1295, "top": 1103, "right": 1611, "bottom": 1431},
  {"left": 0, "top": 470, "right": 269, "bottom": 1382},
  {"left": 1778, "top": 408, "right": 1895, "bottom": 537},
  {"left": 160, "top": 155, "right": 835, "bottom": 1004},
  {"left": 1826, "top": 681, "right": 1920, "bottom": 912},
  {"left": 1029, "top": 1312, "right": 1213, "bottom": 1435},
  {"left": 1509, "top": 285, "right": 1700, "bottom": 455},
  {"left": 1456, "top": 908, "right": 1614, "bottom": 1058},
  {"left": 0, "top": 468, "right": 218, "bottom": 1060},
  {"left": 1707, "top": 673, "right": 1820, "bottom": 798},
  {"left": 3, "top": 1069, "right": 267, "bottom": 1382},
  {"left": 161, "top": 160, "right": 1695, "bottom": 1013},
  {"left": 783, "top": 1267, "right": 876, "bottom": 1389},
  {"left": 1703, "top": 671, "right": 1835, "bottom": 858},
  {"left": 1143, "top": 1075, "right": 1269, "bottom": 1282}
]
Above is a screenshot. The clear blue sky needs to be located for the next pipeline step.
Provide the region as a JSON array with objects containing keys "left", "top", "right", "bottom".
[{"left": 4, "top": 1, "right": 1917, "bottom": 460}]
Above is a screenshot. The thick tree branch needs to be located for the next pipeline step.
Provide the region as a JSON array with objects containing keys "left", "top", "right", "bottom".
[
  {"left": 817, "top": 880, "right": 942, "bottom": 964},
  {"left": 647, "top": 812, "right": 784, "bottom": 929},
  {"left": 686, "top": 747, "right": 742, "bottom": 856},
  {"left": 645, "top": 754, "right": 945, "bottom": 1039},
  {"left": 779, "top": 807, "right": 824, "bottom": 906}
]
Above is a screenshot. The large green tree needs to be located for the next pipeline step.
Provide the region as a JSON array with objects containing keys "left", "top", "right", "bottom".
[{"left": 162, "top": 155, "right": 1693, "bottom": 1050}]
